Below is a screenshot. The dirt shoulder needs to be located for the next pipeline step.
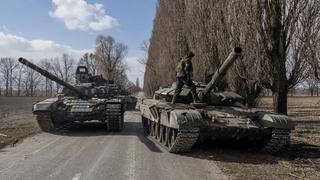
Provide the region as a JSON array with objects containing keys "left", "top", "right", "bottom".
[{"left": 0, "top": 97, "right": 45, "bottom": 148}]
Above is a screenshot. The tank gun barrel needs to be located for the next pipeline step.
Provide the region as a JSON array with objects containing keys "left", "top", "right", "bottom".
[
  {"left": 203, "top": 47, "right": 242, "bottom": 96},
  {"left": 18, "top": 57, "right": 89, "bottom": 98}
]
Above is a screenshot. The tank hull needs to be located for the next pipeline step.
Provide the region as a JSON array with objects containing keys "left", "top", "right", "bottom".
[
  {"left": 139, "top": 98, "right": 294, "bottom": 153},
  {"left": 33, "top": 97, "right": 125, "bottom": 132}
]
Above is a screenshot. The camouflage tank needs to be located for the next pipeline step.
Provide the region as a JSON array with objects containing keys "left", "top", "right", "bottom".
[
  {"left": 19, "top": 58, "right": 125, "bottom": 132},
  {"left": 138, "top": 47, "right": 294, "bottom": 153},
  {"left": 119, "top": 89, "right": 138, "bottom": 111}
]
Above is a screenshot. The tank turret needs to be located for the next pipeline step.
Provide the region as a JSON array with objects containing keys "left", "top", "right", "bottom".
[{"left": 19, "top": 58, "right": 89, "bottom": 98}]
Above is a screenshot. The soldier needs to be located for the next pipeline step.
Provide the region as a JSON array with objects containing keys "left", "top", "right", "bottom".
[{"left": 172, "top": 51, "right": 200, "bottom": 104}]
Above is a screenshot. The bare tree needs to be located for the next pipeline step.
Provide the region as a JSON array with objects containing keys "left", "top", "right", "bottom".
[
  {"left": 79, "top": 53, "right": 96, "bottom": 75},
  {"left": 39, "top": 59, "right": 54, "bottom": 96},
  {"left": 256, "top": 0, "right": 310, "bottom": 114},
  {"left": 95, "top": 35, "right": 129, "bottom": 89},
  {"left": 61, "top": 54, "right": 75, "bottom": 83},
  {"left": 14, "top": 64, "right": 24, "bottom": 96},
  {"left": 137, "top": 40, "right": 150, "bottom": 65},
  {"left": 51, "top": 54, "right": 75, "bottom": 82},
  {"left": 306, "top": 76, "right": 317, "bottom": 96},
  {"left": 135, "top": 77, "right": 140, "bottom": 89},
  {"left": 51, "top": 54, "right": 75, "bottom": 92},
  {"left": 22, "top": 60, "right": 41, "bottom": 96},
  {"left": 0, "top": 57, "right": 18, "bottom": 96},
  {"left": 302, "top": 1, "right": 320, "bottom": 83}
]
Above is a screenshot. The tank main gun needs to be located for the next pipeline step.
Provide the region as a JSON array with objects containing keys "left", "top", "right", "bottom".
[
  {"left": 203, "top": 47, "right": 242, "bottom": 97},
  {"left": 18, "top": 57, "right": 89, "bottom": 98}
]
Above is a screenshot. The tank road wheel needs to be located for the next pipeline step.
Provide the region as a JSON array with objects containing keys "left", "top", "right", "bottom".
[
  {"left": 164, "top": 127, "right": 170, "bottom": 147},
  {"left": 148, "top": 120, "right": 152, "bottom": 136},
  {"left": 165, "top": 127, "right": 177, "bottom": 150},
  {"left": 170, "top": 128, "right": 178, "bottom": 149},
  {"left": 260, "top": 129, "right": 291, "bottom": 154},
  {"left": 155, "top": 122, "right": 160, "bottom": 141},
  {"left": 150, "top": 121, "right": 155, "bottom": 137},
  {"left": 142, "top": 116, "right": 150, "bottom": 135},
  {"left": 159, "top": 125, "right": 165, "bottom": 143},
  {"left": 36, "top": 113, "right": 55, "bottom": 132}
]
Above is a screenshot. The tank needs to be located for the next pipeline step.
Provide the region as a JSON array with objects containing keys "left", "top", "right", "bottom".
[
  {"left": 19, "top": 57, "right": 125, "bottom": 132},
  {"left": 118, "top": 89, "right": 138, "bottom": 111},
  {"left": 138, "top": 47, "right": 294, "bottom": 153}
]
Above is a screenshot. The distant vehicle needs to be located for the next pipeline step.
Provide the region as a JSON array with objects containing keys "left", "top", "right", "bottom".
[
  {"left": 19, "top": 57, "right": 127, "bottom": 132},
  {"left": 138, "top": 47, "right": 294, "bottom": 153}
]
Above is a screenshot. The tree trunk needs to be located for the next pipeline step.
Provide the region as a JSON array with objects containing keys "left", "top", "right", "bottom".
[
  {"left": 268, "top": 0, "right": 288, "bottom": 115},
  {"left": 5, "top": 77, "right": 9, "bottom": 96},
  {"left": 9, "top": 69, "right": 13, "bottom": 96},
  {"left": 45, "top": 78, "right": 48, "bottom": 96},
  {"left": 273, "top": 88, "right": 288, "bottom": 115},
  {"left": 17, "top": 77, "right": 21, "bottom": 96}
]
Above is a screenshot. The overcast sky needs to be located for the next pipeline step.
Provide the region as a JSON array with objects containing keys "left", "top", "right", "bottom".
[{"left": 0, "top": 0, "right": 157, "bottom": 85}]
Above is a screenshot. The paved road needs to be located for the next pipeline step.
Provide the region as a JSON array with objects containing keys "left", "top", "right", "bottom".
[{"left": 0, "top": 111, "right": 228, "bottom": 180}]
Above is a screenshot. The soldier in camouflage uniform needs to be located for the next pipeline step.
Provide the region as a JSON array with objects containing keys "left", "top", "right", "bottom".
[{"left": 172, "top": 51, "right": 200, "bottom": 104}]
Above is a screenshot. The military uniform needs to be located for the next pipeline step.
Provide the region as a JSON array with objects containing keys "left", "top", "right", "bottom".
[{"left": 172, "top": 52, "right": 199, "bottom": 104}]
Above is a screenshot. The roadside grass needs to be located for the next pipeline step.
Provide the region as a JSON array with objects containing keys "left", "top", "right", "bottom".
[{"left": 0, "top": 122, "right": 40, "bottom": 149}]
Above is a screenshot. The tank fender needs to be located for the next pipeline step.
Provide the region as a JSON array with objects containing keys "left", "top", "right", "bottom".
[
  {"left": 255, "top": 112, "right": 295, "bottom": 130},
  {"left": 149, "top": 105, "right": 160, "bottom": 123},
  {"left": 139, "top": 103, "right": 155, "bottom": 121},
  {"left": 33, "top": 98, "right": 59, "bottom": 113},
  {"left": 168, "top": 110, "right": 203, "bottom": 129}
]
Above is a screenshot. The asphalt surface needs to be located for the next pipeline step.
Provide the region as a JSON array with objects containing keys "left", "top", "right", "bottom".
[{"left": 0, "top": 111, "right": 228, "bottom": 180}]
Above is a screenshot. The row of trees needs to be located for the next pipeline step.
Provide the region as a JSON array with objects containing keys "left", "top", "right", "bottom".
[
  {"left": 0, "top": 35, "right": 138, "bottom": 97},
  {"left": 0, "top": 54, "right": 80, "bottom": 97},
  {"left": 145, "top": 0, "right": 320, "bottom": 114}
]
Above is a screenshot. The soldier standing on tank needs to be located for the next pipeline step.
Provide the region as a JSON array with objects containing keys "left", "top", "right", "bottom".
[{"left": 172, "top": 51, "right": 200, "bottom": 104}]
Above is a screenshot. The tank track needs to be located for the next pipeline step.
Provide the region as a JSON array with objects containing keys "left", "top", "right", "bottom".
[
  {"left": 167, "top": 129, "right": 199, "bottom": 153},
  {"left": 106, "top": 103, "right": 124, "bottom": 132},
  {"left": 142, "top": 116, "right": 199, "bottom": 153},
  {"left": 36, "top": 113, "right": 55, "bottom": 132},
  {"left": 261, "top": 129, "right": 291, "bottom": 153}
]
